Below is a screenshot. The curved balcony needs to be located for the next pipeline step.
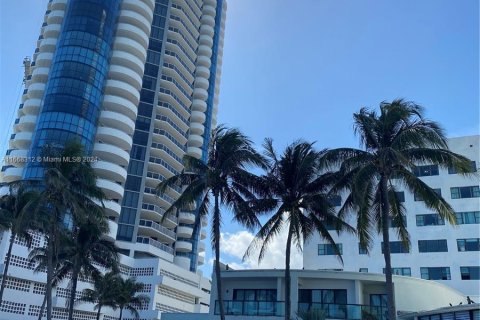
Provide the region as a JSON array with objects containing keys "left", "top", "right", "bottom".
[
  {"left": 177, "top": 225, "right": 194, "bottom": 238},
  {"left": 200, "top": 24, "right": 214, "bottom": 38},
  {"left": 194, "top": 77, "right": 209, "bottom": 90},
  {"left": 104, "top": 220, "right": 118, "bottom": 242},
  {"left": 197, "top": 45, "right": 212, "bottom": 58},
  {"left": 26, "top": 83, "right": 45, "bottom": 99},
  {"left": 102, "top": 94, "right": 137, "bottom": 121},
  {"left": 141, "top": 203, "right": 178, "bottom": 229},
  {"left": 193, "top": 88, "right": 208, "bottom": 101},
  {"left": 201, "top": 14, "right": 215, "bottom": 27},
  {"left": 197, "top": 254, "right": 205, "bottom": 265},
  {"left": 96, "top": 127, "right": 132, "bottom": 151},
  {"left": 98, "top": 110, "right": 135, "bottom": 135},
  {"left": 92, "top": 161, "right": 127, "bottom": 184},
  {"left": 96, "top": 178, "right": 124, "bottom": 200},
  {"left": 110, "top": 50, "right": 144, "bottom": 76},
  {"left": 138, "top": 219, "right": 175, "bottom": 243},
  {"left": 104, "top": 79, "right": 140, "bottom": 106},
  {"left": 23, "top": 98, "right": 41, "bottom": 115},
  {"left": 8, "top": 149, "right": 28, "bottom": 159},
  {"left": 50, "top": 0, "right": 67, "bottom": 11},
  {"left": 136, "top": 236, "right": 174, "bottom": 256},
  {"left": 43, "top": 24, "right": 61, "bottom": 38},
  {"left": 188, "top": 134, "right": 203, "bottom": 148},
  {"left": 92, "top": 143, "right": 130, "bottom": 167},
  {"left": 2, "top": 167, "right": 23, "bottom": 183},
  {"left": 190, "top": 111, "right": 206, "bottom": 124},
  {"left": 108, "top": 64, "right": 143, "bottom": 91},
  {"left": 198, "top": 241, "right": 206, "bottom": 252},
  {"left": 196, "top": 55, "right": 211, "bottom": 68},
  {"left": 112, "top": 36, "right": 147, "bottom": 62},
  {"left": 102, "top": 200, "right": 121, "bottom": 218},
  {"left": 189, "top": 123, "right": 204, "bottom": 136},
  {"left": 9, "top": 132, "right": 32, "bottom": 150},
  {"left": 175, "top": 240, "right": 193, "bottom": 252},
  {"left": 35, "top": 52, "right": 54, "bottom": 67},
  {"left": 32, "top": 67, "right": 50, "bottom": 82},
  {"left": 116, "top": 23, "right": 149, "bottom": 49},
  {"left": 14, "top": 115, "right": 37, "bottom": 132},
  {"left": 195, "top": 66, "right": 210, "bottom": 79},
  {"left": 122, "top": 0, "right": 154, "bottom": 22},
  {"left": 174, "top": 256, "right": 191, "bottom": 269},
  {"left": 187, "top": 146, "right": 202, "bottom": 159},
  {"left": 201, "top": 216, "right": 208, "bottom": 227},
  {"left": 178, "top": 211, "right": 195, "bottom": 224},
  {"left": 199, "top": 34, "right": 213, "bottom": 48},
  {"left": 39, "top": 38, "right": 57, "bottom": 53},
  {"left": 47, "top": 10, "right": 64, "bottom": 25},
  {"left": 204, "top": 0, "right": 217, "bottom": 5},
  {"left": 191, "top": 99, "right": 207, "bottom": 113},
  {"left": 200, "top": 228, "right": 207, "bottom": 240},
  {"left": 118, "top": 9, "right": 151, "bottom": 34}
]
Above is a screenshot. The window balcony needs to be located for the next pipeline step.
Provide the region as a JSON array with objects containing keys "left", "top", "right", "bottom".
[{"left": 214, "top": 300, "right": 285, "bottom": 317}]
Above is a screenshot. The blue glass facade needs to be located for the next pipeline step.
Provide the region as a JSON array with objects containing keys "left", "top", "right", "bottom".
[{"left": 24, "top": 0, "right": 120, "bottom": 179}]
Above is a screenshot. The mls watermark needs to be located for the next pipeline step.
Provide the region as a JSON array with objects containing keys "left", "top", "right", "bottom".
[{"left": 3, "top": 156, "right": 99, "bottom": 164}]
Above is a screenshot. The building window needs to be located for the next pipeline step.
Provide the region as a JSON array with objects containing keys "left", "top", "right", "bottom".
[
  {"left": 328, "top": 195, "right": 342, "bottom": 207},
  {"left": 418, "top": 240, "right": 448, "bottom": 253},
  {"left": 358, "top": 243, "right": 367, "bottom": 255},
  {"left": 370, "top": 294, "right": 387, "bottom": 307},
  {"left": 416, "top": 214, "right": 445, "bottom": 226},
  {"left": 233, "top": 289, "right": 276, "bottom": 301},
  {"left": 381, "top": 241, "right": 409, "bottom": 254},
  {"left": 450, "top": 186, "right": 480, "bottom": 199},
  {"left": 383, "top": 267, "right": 411, "bottom": 276},
  {"left": 448, "top": 161, "right": 477, "bottom": 174},
  {"left": 420, "top": 267, "right": 451, "bottom": 280},
  {"left": 414, "top": 188, "right": 441, "bottom": 201},
  {"left": 455, "top": 211, "right": 480, "bottom": 224},
  {"left": 389, "top": 216, "right": 407, "bottom": 228},
  {"left": 298, "top": 289, "right": 347, "bottom": 304},
  {"left": 457, "top": 238, "right": 480, "bottom": 252},
  {"left": 412, "top": 165, "right": 439, "bottom": 177},
  {"left": 359, "top": 268, "right": 368, "bottom": 273},
  {"left": 318, "top": 244, "right": 342, "bottom": 255},
  {"left": 394, "top": 191, "right": 405, "bottom": 203},
  {"left": 460, "top": 266, "right": 480, "bottom": 280}
]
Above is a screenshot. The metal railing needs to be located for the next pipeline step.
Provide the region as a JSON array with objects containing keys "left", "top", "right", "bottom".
[
  {"left": 298, "top": 302, "right": 387, "bottom": 320},
  {"left": 138, "top": 219, "right": 176, "bottom": 239},
  {"left": 136, "top": 236, "right": 174, "bottom": 255}
]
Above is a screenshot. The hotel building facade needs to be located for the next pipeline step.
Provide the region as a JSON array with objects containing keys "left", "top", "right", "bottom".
[
  {"left": 304, "top": 135, "right": 480, "bottom": 298},
  {"left": 0, "top": 0, "right": 226, "bottom": 318}
]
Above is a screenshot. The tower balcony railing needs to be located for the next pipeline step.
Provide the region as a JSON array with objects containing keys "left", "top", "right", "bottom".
[
  {"left": 138, "top": 219, "right": 176, "bottom": 239},
  {"left": 297, "top": 302, "right": 387, "bottom": 320},
  {"left": 214, "top": 300, "right": 285, "bottom": 317},
  {"left": 136, "top": 236, "right": 174, "bottom": 255}
]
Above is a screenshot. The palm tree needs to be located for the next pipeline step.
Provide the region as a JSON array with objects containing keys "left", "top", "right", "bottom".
[
  {"left": 36, "top": 140, "right": 106, "bottom": 320},
  {"left": 115, "top": 277, "right": 150, "bottom": 320},
  {"left": 244, "top": 140, "right": 354, "bottom": 320},
  {"left": 0, "top": 182, "right": 41, "bottom": 304},
  {"left": 156, "top": 126, "right": 267, "bottom": 320},
  {"left": 80, "top": 271, "right": 122, "bottom": 320},
  {"left": 322, "top": 99, "right": 474, "bottom": 320},
  {"left": 65, "top": 215, "right": 119, "bottom": 320}
]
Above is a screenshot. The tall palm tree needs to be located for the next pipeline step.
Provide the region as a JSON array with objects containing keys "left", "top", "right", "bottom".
[
  {"left": 65, "top": 215, "right": 119, "bottom": 320},
  {"left": 322, "top": 99, "right": 474, "bottom": 320},
  {"left": 244, "top": 140, "right": 354, "bottom": 320},
  {"left": 156, "top": 126, "right": 267, "bottom": 320},
  {"left": 115, "top": 277, "right": 150, "bottom": 320},
  {"left": 0, "top": 182, "right": 41, "bottom": 304},
  {"left": 36, "top": 140, "right": 106, "bottom": 320},
  {"left": 80, "top": 271, "right": 122, "bottom": 320}
]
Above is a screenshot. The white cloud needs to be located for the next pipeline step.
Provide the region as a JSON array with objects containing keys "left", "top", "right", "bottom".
[{"left": 219, "top": 227, "right": 303, "bottom": 270}]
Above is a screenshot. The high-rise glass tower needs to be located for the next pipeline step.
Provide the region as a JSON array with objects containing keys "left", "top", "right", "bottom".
[{"left": 0, "top": 0, "right": 226, "bottom": 318}]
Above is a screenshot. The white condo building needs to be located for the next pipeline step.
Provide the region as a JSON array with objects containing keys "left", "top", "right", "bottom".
[
  {"left": 304, "top": 135, "right": 480, "bottom": 298},
  {"left": 0, "top": 0, "right": 227, "bottom": 318}
]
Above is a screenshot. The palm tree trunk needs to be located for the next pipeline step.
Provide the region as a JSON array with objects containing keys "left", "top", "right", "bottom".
[
  {"left": 214, "top": 194, "right": 226, "bottom": 320},
  {"left": 380, "top": 176, "right": 396, "bottom": 320},
  {"left": 96, "top": 305, "right": 102, "bottom": 320},
  {"left": 118, "top": 306, "right": 123, "bottom": 320},
  {"left": 46, "top": 221, "right": 55, "bottom": 320},
  {"left": 284, "top": 224, "right": 293, "bottom": 320},
  {"left": 38, "top": 294, "right": 47, "bottom": 320},
  {"left": 67, "top": 264, "right": 80, "bottom": 320},
  {"left": 0, "top": 231, "right": 16, "bottom": 304}
]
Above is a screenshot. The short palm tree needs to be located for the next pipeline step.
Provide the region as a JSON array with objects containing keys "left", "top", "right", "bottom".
[
  {"left": 115, "top": 277, "right": 150, "bottom": 320},
  {"left": 65, "top": 215, "right": 119, "bottom": 320},
  {"left": 156, "top": 126, "right": 267, "bottom": 320},
  {"left": 244, "top": 140, "right": 354, "bottom": 320},
  {"left": 0, "top": 182, "right": 41, "bottom": 304},
  {"left": 36, "top": 140, "right": 106, "bottom": 320},
  {"left": 80, "top": 271, "right": 122, "bottom": 320},
  {"left": 322, "top": 99, "right": 474, "bottom": 320}
]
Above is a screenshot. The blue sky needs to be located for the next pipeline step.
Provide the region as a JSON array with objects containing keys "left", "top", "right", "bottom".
[{"left": 1, "top": 1, "right": 478, "bottom": 276}]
